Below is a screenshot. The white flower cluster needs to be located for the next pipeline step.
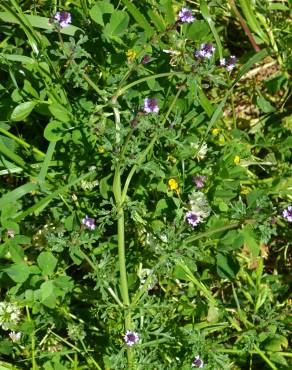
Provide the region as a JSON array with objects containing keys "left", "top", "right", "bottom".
[
  {"left": 0, "top": 302, "right": 21, "bottom": 331},
  {"left": 191, "top": 141, "right": 208, "bottom": 161},
  {"left": 186, "top": 191, "right": 211, "bottom": 228}
]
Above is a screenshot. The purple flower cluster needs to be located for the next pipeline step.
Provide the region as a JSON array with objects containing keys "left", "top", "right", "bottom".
[
  {"left": 193, "top": 175, "right": 207, "bottom": 189},
  {"left": 186, "top": 211, "right": 201, "bottom": 227},
  {"left": 282, "top": 206, "right": 292, "bottom": 222},
  {"left": 52, "top": 11, "right": 71, "bottom": 28},
  {"left": 143, "top": 98, "right": 159, "bottom": 113},
  {"left": 220, "top": 55, "right": 237, "bottom": 71},
  {"left": 124, "top": 330, "right": 139, "bottom": 346},
  {"left": 82, "top": 215, "right": 96, "bottom": 230},
  {"left": 195, "top": 43, "right": 216, "bottom": 59},
  {"left": 192, "top": 355, "right": 204, "bottom": 368},
  {"left": 178, "top": 8, "right": 195, "bottom": 24}
]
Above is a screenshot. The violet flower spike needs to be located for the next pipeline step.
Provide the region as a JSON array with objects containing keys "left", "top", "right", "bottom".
[
  {"left": 192, "top": 355, "right": 204, "bottom": 368},
  {"left": 186, "top": 211, "right": 201, "bottom": 227},
  {"left": 178, "top": 8, "right": 195, "bottom": 24},
  {"left": 82, "top": 215, "right": 96, "bottom": 230},
  {"left": 124, "top": 330, "right": 139, "bottom": 346},
  {"left": 226, "top": 55, "right": 237, "bottom": 71},
  {"left": 282, "top": 206, "right": 292, "bottom": 222},
  {"left": 143, "top": 98, "right": 159, "bottom": 114},
  {"left": 53, "top": 11, "right": 72, "bottom": 28},
  {"left": 195, "top": 43, "right": 216, "bottom": 59}
]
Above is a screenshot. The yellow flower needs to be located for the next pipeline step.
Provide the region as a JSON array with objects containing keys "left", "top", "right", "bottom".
[
  {"left": 168, "top": 178, "right": 179, "bottom": 192},
  {"left": 126, "top": 49, "right": 137, "bottom": 62},
  {"left": 98, "top": 146, "right": 105, "bottom": 153},
  {"left": 234, "top": 155, "right": 240, "bottom": 164},
  {"left": 212, "top": 128, "right": 220, "bottom": 136},
  {"left": 240, "top": 187, "right": 250, "bottom": 195}
]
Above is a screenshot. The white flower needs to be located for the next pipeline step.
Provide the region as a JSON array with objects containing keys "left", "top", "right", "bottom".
[
  {"left": 188, "top": 191, "right": 211, "bottom": 219},
  {"left": 0, "top": 302, "right": 21, "bottom": 330},
  {"left": 9, "top": 331, "right": 21, "bottom": 342},
  {"left": 191, "top": 141, "right": 208, "bottom": 160}
]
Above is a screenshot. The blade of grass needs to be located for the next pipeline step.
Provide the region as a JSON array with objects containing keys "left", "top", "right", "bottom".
[
  {"left": 0, "top": 182, "right": 38, "bottom": 210},
  {"left": 237, "top": 0, "right": 268, "bottom": 44},
  {"left": 13, "top": 172, "right": 92, "bottom": 222},
  {"left": 0, "top": 137, "right": 26, "bottom": 167},
  {"left": 37, "top": 141, "right": 56, "bottom": 185}
]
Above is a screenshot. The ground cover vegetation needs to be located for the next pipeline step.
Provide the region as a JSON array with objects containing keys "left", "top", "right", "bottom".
[{"left": 0, "top": 0, "right": 291, "bottom": 369}]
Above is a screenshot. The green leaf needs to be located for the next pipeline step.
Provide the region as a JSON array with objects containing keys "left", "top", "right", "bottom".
[
  {"left": 48, "top": 104, "right": 71, "bottom": 123},
  {"left": 10, "top": 101, "right": 36, "bottom": 121},
  {"left": 40, "top": 280, "right": 56, "bottom": 308},
  {"left": 121, "top": 0, "right": 154, "bottom": 38},
  {"left": 89, "top": 1, "right": 114, "bottom": 26},
  {"left": 256, "top": 94, "right": 276, "bottom": 113},
  {"left": 104, "top": 11, "right": 129, "bottom": 38},
  {"left": 5, "top": 262, "right": 30, "bottom": 283},
  {"left": 242, "top": 225, "right": 260, "bottom": 256},
  {"left": 99, "top": 174, "right": 112, "bottom": 199},
  {"left": 37, "top": 251, "right": 57, "bottom": 276},
  {"left": 185, "top": 20, "right": 210, "bottom": 41},
  {"left": 44, "top": 120, "right": 68, "bottom": 142},
  {"left": 216, "top": 253, "right": 239, "bottom": 280}
]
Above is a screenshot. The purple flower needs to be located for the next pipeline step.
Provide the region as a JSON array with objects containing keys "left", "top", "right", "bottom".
[
  {"left": 178, "top": 8, "right": 195, "bottom": 23},
  {"left": 226, "top": 55, "right": 237, "bottom": 71},
  {"left": 124, "top": 330, "right": 139, "bottom": 346},
  {"left": 186, "top": 211, "right": 201, "bottom": 227},
  {"left": 195, "top": 43, "right": 216, "bottom": 59},
  {"left": 143, "top": 98, "right": 159, "bottom": 114},
  {"left": 192, "top": 355, "right": 204, "bottom": 368},
  {"left": 193, "top": 175, "right": 207, "bottom": 189},
  {"left": 141, "top": 55, "right": 151, "bottom": 64},
  {"left": 53, "top": 11, "right": 72, "bottom": 28},
  {"left": 220, "top": 55, "right": 237, "bottom": 71},
  {"left": 82, "top": 215, "right": 96, "bottom": 230},
  {"left": 282, "top": 206, "right": 292, "bottom": 222}
]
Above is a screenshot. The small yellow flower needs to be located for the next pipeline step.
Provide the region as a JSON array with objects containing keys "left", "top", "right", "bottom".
[
  {"left": 126, "top": 49, "right": 137, "bottom": 62},
  {"left": 240, "top": 187, "right": 250, "bottom": 195},
  {"left": 168, "top": 178, "right": 179, "bottom": 192},
  {"left": 234, "top": 155, "right": 240, "bottom": 164},
  {"left": 98, "top": 146, "right": 105, "bottom": 153},
  {"left": 212, "top": 128, "right": 220, "bottom": 136}
]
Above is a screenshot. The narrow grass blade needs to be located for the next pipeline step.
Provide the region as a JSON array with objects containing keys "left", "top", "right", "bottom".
[
  {"left": 0, "top": 182, "right": 38, "bottom": 210},
  {"left": 200, "top": 0, "right": 223, "bottom": 58},
  {"left": 14, "top": 172, "right": 92, "bottom": 222},
  {"left": 0, "top": 137, "right": 26, "bottom": 167},
  {"left": 37, "top": 141, "right": 56, "bottom": 185},
  {"left": 0, "top": 12, "right": 81, "bottom": 36},
  {"left": 237, "top": 0, "right": 268, "bottom": 44}
]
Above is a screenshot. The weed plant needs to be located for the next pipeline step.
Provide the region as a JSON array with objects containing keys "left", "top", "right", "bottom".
[{"left": 0, "top": 1, "right": 291, "bottom": 369}]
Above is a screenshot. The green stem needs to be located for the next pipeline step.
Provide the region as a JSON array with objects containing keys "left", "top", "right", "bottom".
[
  {"left": 253, "top": 346, "right": 277, "bottom": 370},
  {"left": 26, "top": 306, "right": 37, "bottom": 370},
  {"left": 0, "top": 127, "right": 45, "bottom": 157},
  {"left": 185, "top": 222, "right": 241, "bottom": 244},
  {"left": 115, "top": 72, "right": 183, "bottom": 98}
]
